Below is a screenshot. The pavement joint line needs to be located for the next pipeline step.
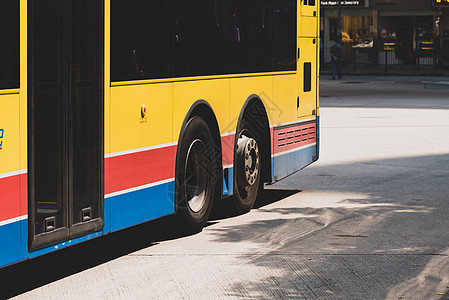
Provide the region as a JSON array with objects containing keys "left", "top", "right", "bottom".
[
  {"left": 423, "top": 81, "right": 449, "bottom": 85},
  {"left": 355, "top": 161, "right": 449, "bottom": 172}
]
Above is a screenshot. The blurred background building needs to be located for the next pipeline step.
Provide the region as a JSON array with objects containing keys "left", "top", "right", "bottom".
[{"left": 320, "top": 0, "right": 449, "bottom": 74}]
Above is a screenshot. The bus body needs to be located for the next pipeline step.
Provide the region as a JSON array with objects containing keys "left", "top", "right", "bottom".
[{"left": 0, "top": 0, "right": 319, "bottom": 269}]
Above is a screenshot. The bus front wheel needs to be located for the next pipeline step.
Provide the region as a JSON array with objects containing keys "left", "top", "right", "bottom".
[{"left": 176, "top": 116, "right": 216, "bottom": 231}]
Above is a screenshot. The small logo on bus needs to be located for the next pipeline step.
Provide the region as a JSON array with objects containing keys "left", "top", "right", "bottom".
[
  {"left": 141, "top": 104, "right": 147, "bottom": 118},
  {"left": 140, "top": 105, "right": 148, "bottom": 124}
]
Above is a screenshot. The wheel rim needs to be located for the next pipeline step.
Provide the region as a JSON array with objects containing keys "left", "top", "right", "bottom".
[
  {"left": 184, "top": 139, "right": 208, "bottom": 213},
  {"left": 244, "top": 138, "right": 259, "bottom": 186},
  {"left": 237, "top": 134, "right": 260, "bottom": 197}
]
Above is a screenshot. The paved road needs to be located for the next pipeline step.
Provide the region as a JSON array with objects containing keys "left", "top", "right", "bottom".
[{"left": 2, "top": 76, "right": 449, "bottom": 299}]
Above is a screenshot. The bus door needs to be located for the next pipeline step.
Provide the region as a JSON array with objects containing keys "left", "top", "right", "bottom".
[
  {"left": 300, "top": 0, "right": 317, "bottom": 18},
  {"left": 297, "top": 0, "right": 318, "bottom": 118},
  {"left": 297, "top": 37, "right": 318, "bottom": 118},
  {"left": 28, "top": 0, "right": 104, "bottom": 249}
]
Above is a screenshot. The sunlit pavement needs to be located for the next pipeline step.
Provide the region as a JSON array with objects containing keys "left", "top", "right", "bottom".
[{"left": 3, "top": 76, "right": 449, "bottom": 299}]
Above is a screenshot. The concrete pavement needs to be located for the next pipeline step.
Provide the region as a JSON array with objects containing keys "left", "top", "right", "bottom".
[{"left": 2, "top": 76, "right": 449, "bottom": 299}]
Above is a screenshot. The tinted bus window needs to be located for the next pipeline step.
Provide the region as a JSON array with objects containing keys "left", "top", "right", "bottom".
[
  {"left": 174, "top": 0, "right": 225, "bottom": 77},
  {"left": 226, "top": 0, "right": 274, "bottom": 74},
  {"left": 273, "top": 0, "right": 297, "bottom": 71},
  {"left": 0, "top": 0, "right": 19, "bottom": 89},
  {"left": 111, "top": 0, "right": 296, "bottom": 81},
  {"left": 111, "top": 0, "right": 172, "bottom": 82}
]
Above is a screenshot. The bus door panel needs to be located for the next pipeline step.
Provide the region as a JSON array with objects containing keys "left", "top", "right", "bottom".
[
  {"left": 29, "top": 0, "right": 104, "bottom": 249},
  {"left": 299, "top": 16, "right": 317, "bottom": 37},
  {"left": 300, "top": 0, "right": 317, "bottom": 18},
  {"left": 299, "top": 0, "right": 318, "bottom": 38},
  {"left": 297, "top": 37, "right": 317, "bottom": 118}
]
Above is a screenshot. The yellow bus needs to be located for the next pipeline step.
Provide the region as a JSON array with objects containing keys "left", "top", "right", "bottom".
[{"left": 0, "top": 0, "right": 319, "bottom": 268}]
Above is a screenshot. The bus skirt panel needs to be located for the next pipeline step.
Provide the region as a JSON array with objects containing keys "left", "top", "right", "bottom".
[
  {"left": 0, "top": 217, "right": 28, "bottom": 269},
  {"left": 106, "top": 179, "right": 175, "bottom": 232}
]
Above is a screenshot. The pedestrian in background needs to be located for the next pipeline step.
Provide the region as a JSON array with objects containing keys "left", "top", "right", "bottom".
[{"left": 330, "top": 40, "right": 342, "bottom": 80}]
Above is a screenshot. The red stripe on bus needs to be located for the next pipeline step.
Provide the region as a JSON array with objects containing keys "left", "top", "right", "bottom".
[
  {"left": 20, "top": 174, "right": 28, "bottom": 216},
  {"left": 105, "top": 156, "right": 111, "bottom": 196},
  {"left": 273, "top": 123, "right": 317, "bottom": 154},
  {"left": 221, "top": 134, "right": 235, "bottom": 166},
  {"left": 106, "top": 133, "right": 238, "bottom": 194},
  {"left": 106, "top": 145, "right": 176, "bottom": 194},
  {"left": 0, "top": 173, "right": 26, "bottom": 223}
]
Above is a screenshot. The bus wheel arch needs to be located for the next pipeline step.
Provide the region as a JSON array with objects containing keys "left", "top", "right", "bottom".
[
  {"left": 232, "top": 95, "right": 271, "bottom": 213},
  {"left": 175, "top": 100, "right": 222, "bottom": 231}
]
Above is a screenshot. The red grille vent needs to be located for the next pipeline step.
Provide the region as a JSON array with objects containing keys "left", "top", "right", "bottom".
[{"left": 274, "top": 122, "right": 316, "bottom": 154}]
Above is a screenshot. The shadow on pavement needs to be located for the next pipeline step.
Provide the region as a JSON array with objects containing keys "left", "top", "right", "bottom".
[
  {"left": 0, "top": 189, "right": 294, "bottom": 299},
  {"left": 2, "top": 152, "right": 449, "bottom": 298},
  {"left": 0, "top": 215, "right": 173, "bottom": 298},
  {"left": 205, "top": 153, "right": 449, "bottom": 299},
  {"left": 210, "top": 189, "right": 300, "bottom": 221}
]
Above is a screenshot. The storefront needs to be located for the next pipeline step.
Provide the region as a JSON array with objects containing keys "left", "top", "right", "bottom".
[
  {"left": 320, "top": 0, "right": 449, "bottom": 72},
  {"left": 374, "top": 1, "right": 435, "bottom": 65},
  {"left": 320, "top": 0, "right": 373, "bottom": 63}
]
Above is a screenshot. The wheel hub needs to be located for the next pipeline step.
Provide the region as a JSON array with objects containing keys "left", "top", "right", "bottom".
[{"left": 238, "top": 135, "right": 259, "bottom": 186}]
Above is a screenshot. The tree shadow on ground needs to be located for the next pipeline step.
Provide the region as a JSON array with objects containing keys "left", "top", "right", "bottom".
[
  {"left": 205, "top": 153, "right": 449, "bottom": 299},
  {"left": 210, "top": 189, "right": 299, "bottom": 221}
]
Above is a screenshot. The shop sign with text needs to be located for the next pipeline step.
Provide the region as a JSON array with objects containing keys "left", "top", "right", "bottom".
[
  {"left": 432, "top": 0, "right": 449, "bottom": 9},
  {"left": 321, "top": 0, "right": 367, "bottom": 7}
]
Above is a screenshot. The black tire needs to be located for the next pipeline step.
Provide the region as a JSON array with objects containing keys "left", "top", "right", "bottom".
[
  {"left": 176, "top": 116, "right": 217, "bottom": 231},
  {"left": 232, "top": 120, "right": 262, "bottom": 214}
]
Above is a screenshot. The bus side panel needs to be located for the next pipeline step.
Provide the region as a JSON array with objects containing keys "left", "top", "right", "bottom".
[
  {"left": 107, "top": 84, "right": 174, "bottom": 232},
  {"left": 271, "top": 74, "right": 297, "bottom": 126},
  {"left": 0, "top": 219, "right": 28, "bottom": 268},
  {"left": 0, "top": 93, "right": 28, "bottom": 268}
]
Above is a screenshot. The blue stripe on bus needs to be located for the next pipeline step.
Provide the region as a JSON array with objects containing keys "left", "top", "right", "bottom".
[
  {"left": 0, "top": 219, "right": 28, "bottom": 269},
  {"left": 223, "top": 174, "right": 229, "bottom": 195},
  {"left": 272, "top": 144, "right": 317, "bottom": 181},
  {"left": 107, "top": 180, "right": 175, "bottom": 232},
  {"left": 227, "top": 167, "right": 234, "bottom": 196},
  {"left": 29, "top": 231, "right": 104, "bottom": 259}
]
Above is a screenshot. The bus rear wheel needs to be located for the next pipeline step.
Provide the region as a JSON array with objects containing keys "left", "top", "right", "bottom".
[
  {"left": 232, "top": 126, "right": 261, "bottom": 214},
  {"left": 176, "top": 116, "right": 216, "bottom": 231}
]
